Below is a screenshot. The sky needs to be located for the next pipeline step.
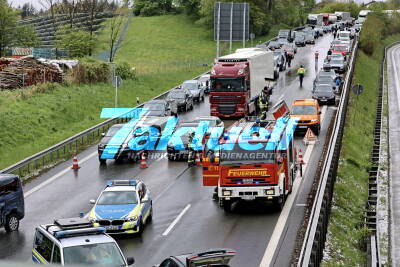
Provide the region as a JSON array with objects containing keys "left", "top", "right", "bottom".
[{"left": 10, "top": 0, "right": 42, "bottom": 9}]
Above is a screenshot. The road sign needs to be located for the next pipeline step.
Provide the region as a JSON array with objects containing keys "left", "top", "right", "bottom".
[
  {"left": 352, "top": 84, "right": 364, "bottom": 95},
  {"left": 214, "top": 2, "right": 249, "bottom": 42},
  {"left": 112, "top": 76, "right": 122, "bottom": 87}
]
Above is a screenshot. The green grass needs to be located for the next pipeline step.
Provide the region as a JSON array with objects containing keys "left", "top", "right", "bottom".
[{"left": 321, "top": 34, "right": 400, "bottom": 266}]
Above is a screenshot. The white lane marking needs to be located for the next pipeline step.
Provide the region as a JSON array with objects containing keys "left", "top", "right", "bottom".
[
  {"left": 24, "top": 151, "right": 98, "bottom": 198},
  {"left": 162, "top": 204, "right": 191, "bottom": 236},
  {"left": 296, "top": 204, "right": 307, "bottom": 207},
  {"left": 391, "top": 47, "right": 400, "bottom": 111},
  {"left": 259, "top": 104, "right": 328, "bottom": 267}
]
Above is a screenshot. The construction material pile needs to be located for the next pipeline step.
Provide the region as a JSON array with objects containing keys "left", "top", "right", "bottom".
[{"left": 0, "top": 56, "right": 62, "bottom": 90}]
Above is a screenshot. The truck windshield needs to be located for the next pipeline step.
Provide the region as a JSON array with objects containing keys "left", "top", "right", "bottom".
[
  {"left": 63, "top": 243, "right": 126, "bottom": 266},
  {"left": 211, "top": 78, "right": 245, "bottom": 92},
  {"left": 220, "top": 143, "right": 275, "bottom": 165},
  {"left": 292, "top": 105, "right": 317, "bottom": 115}
]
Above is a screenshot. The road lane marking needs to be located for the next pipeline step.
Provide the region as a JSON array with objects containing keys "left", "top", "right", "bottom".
[
  {"left": 391, "top": 47, "right": 400, "bottom": 111},
  {"left": 296, "top": 204, "right": 307, "bottom": 207},
  {"left": 259, "top": 104, "right": 328, "bottom": 267},
  {"left": 24, "top": 151, "right": 98, "bottom": 198},
  {"left": 162, "top": 204, "right": 191, "bottom": 236}
]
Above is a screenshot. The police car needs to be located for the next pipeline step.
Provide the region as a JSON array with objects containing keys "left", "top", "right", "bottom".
[
  {"left": 32, "top": 217, "right": 134, "bottom": 265},
  {"left": 89, "top": 180, "right": 152, "bottom": 235}
]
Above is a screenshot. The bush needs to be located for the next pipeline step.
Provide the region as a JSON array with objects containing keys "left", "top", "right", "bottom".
[
  {"left": 360, "top": 15, "right": 385, "bottom": 55},
  {"left": 70, "top": 60, "right": 110, "bottom": 84},
  {"left": 133, "top": 0, "right": 173, "bottom": 16},
  {"left": 115, "top": 62, "right": 136, "bottom": 80}
]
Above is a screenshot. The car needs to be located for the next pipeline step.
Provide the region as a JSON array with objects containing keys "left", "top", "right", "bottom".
[
  {"left": 337, "top": 30, "right": 351, "bottom": 42},
  {"left": 291, "top": 99, "right": 321, "bottom": 135},
  {"left": 303, "top": 30, "right": 315, "bottom": 44},
  {"left": 330, "top": 39, "right": 343, "bottom": 47},
  {"left": 267, "top": 41, "right": 281, "bottom": 51},
  {"left": 319, "top": 69, "right": 339, "bottom": 81},
  {"left": 98, "top": 124, "right": 146, "bottom": 163},
  {"left": 314, "top": 27, "right": 324, "bottom": 37},
  {"left": 278, "top": 29, "right": 293, "bottom": 42},
  {"left": 143, "top": 100, "right": 174, "bottom": 117},
  {"left": 0, "top": 174, "right": 24, "bottom": 232},
  {"left": 180, "top": 80, "right": 205, "bottom": 102},
  {"left": 155, "top": 248, "right": 236, "bottom": 267},
  {"left": 167, "top": 121, "right": 204, "bottom": 160},
  {"left": 312, "top": 84, "right": 336, "bottom": 105},
  {"left": 354, "top": 23, "right": 362, "bottom": 32},
  {"left": 89, "top": 180, "right": 152, "bottom": 235},
  {"left": 32, "top": 217, "right": 134, "bottom": 265},
  {"left": 324, "top": 57, "right": 347, "bottom": 74},
  {"left": 330, "top": 44, "right": 350, "bottom": 58},
  {"left": 282, "top": 43, "right": 297, "bottom": 58},
  {"left": 322, "top": 25, "right": 332, "bottom": 33},
  {"left": 325, "top": 52, "right": 345, "bottom": 63},
  {"left": 294, "top": 33, "right": 306, "bottom": 47},
  {"left": 192, "top": 116, "right": 224, "bottom": 132},
  {"left": 277, "top": 37, "right": 289, "bottom": 47},
  {"left": 273, "top": 49, "right": 287, "bottom": 71},
  {"left": 313, "top": 75, "right": 340, "bottom": 94},
  {"left": 198, "top": 74, "right": 211, "bottom": 94},
  {"left": 166, "top": 89, "right": 194, "bottom": 112}
]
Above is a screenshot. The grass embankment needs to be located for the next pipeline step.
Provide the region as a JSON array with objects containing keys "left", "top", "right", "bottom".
[{"left": 322, "top": 34, "right": 400, "bottom": 266}]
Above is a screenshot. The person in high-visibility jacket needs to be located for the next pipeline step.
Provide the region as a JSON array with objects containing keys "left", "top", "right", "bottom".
[
  {"left": 258, "top": 86, "right": 270, "bottom": 114},
  {"left": 297, "top": 65, "right": 306, "bottom": 87}
]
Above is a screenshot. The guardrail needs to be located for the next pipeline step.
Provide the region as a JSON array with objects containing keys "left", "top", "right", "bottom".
[
  {"left": 0, "top": 71, "right": 209, "bottom": 180},
  {"left": 297, "top": 37, "right": 359, "bottom": 266}
]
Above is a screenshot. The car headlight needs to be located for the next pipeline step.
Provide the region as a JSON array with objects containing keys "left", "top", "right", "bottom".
[
  {"left": 128, "top": 215, "right": 138, "bottom": 221},
  {"left": 311, "top": 119, "right": 319, "bottom": 122},
  {"left": 265, "top": 189, "right": 274, "bottom": 195},
  {"left": 222, "top": 190, "right": 232, "bottom": 196}
]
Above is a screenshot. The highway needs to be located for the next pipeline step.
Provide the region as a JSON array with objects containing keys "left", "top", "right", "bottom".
[
  {"left": 387, "top": 44, "right": 400, "bottom": 267},
  {"left": 0, "top": 33, "right": 335, "bottom": 267}
]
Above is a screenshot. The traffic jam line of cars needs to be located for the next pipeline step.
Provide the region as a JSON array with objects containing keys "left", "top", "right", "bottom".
[{"left": 0, "top": 11, "right": 361, "bottom": 267}]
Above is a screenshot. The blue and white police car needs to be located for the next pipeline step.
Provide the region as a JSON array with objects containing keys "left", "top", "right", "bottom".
[{"left": 89, "top": 180, "right": 152, "bottom": 235}]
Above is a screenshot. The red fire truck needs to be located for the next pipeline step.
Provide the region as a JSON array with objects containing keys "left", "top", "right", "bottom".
[
  {"left": 202, "top": 101, "right": 298, "bottom": 212},
  {"left": 209, "top": 49, "right": 276, "bottom": 118}
]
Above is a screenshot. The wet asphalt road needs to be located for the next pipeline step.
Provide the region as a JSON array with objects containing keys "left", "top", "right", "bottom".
[{"left": 0, "top": 33, "right": 335, "bottom": 267}]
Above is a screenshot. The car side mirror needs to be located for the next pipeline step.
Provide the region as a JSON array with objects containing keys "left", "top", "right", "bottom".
[
  {"left": 101, "top": 133, "right": 105, "bottom": 137},
  {"left": 90, "top": 199, "right": 96, "bottom": 204},
  {"left": 127, "top": 257, "right": 135, "bottom": 265}
]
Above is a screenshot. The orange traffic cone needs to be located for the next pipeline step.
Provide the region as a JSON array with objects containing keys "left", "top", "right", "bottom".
[
  {"left": 298, "top": 149, "right": 304, "bottom": 165},
  {"left": 195, "top": 152, "right": 201, "bottom": 166},
  {"left": 140, "top": 153, "right": 148, "bottom": 169},
  {"left": 71, "top": 154, "right": 80, "bottom": 169}
]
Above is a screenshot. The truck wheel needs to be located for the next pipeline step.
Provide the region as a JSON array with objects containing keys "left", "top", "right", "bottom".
[
  {"left": 274, "top": 184, "right": 286, "bottom": 211},
  {"left": 5, "top": 214, "right": 19, "bottom": 232},
  {"left": 222, "top": 199, "right": 233, "bottom": 212}
]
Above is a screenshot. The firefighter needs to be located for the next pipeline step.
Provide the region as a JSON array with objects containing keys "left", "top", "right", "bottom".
[
  {"left": 297, "top": 65, "right": 306, "bottom": 87},
  {"left": 258, "top": 86, "right": 270, "bottom": 115},
  {"left": 187, "top": 131, "right": 197, "bottom": 167}
]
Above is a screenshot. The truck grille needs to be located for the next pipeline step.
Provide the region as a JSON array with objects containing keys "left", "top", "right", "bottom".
[
  {"left": 224, "top": 177, "right": 270, "bottom": 185},
  {"left": 218, "top": 105, "right": 236, "bottom": 115},
  {"left": 212, "top": 95, "right": 242, "bottom": 104}
]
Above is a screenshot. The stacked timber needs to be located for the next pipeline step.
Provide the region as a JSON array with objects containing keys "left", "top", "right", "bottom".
[{"left": 0, "top": 56, "right": 62, "bottom": 90}]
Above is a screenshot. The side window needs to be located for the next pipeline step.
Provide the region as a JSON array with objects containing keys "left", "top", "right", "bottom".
[
  {"left": 52, "top": 245, "right": 61, "bottom": 264},
  {"left": 34, "top": 230, "right": 53, "bottom": 262},
  {"left": 0, "top": 179, "right": 18, "bottom": 196},
  {"left": 159, "top": 259, "right": 179, "bottom": 267}
]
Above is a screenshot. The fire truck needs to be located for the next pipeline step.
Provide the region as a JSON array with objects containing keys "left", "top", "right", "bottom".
[
  {"left": 209, "top": 49, "right": 276, "bottom": 118},
  {"left": 202, "top": 101, "right": 298, "bottom": 212}
]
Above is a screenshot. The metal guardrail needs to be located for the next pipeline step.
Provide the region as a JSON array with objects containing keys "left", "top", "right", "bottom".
[
  {"left": 297, "top": 37, "right": 359, "bottom": 266},
  {"left": 0, "top": 71, "right": 209, "bottom": 180}
]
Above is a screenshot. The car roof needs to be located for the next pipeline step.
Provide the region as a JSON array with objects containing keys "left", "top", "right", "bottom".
[
  {"left": 104, "top": 185, "right": 137, "bottom": 192},
  {"left": 57, "top": 233, "right": 116, "bottom": 248},
  {"left": 194, "top": 116, "right": 219, "bottom": 121},
  {"left": 146, "top": 100, "right": 166, "bottom": 104},
  {"left": 293, "top": 99, "right": 318, "bottom": 106}
]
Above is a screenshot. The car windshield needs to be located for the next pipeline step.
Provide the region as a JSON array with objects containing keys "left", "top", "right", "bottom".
[
  {"left": 292, "top": 105, "right": 317, "bottom": 115},
  {"left": 315, "top": 86, "right": 333, "bottom": 92},
  {"left": 339, "top": 32, "right": 350, "bottom": 38},
  {"left": 168, "top": 91, "right": 185, "bottom": 99},
  {"left": 317, "top": 76, "right": 332, "bottom": 83},
  {"left": 144, "top": 103, "right": 164, "bottom": 111},
  {"left": 331, "top": 59, "right": 344, "bottom": 64},
  {"left": 97, "top": 191, "right": 138, "bottom": 205},
  {"left": 220, "top": 144, "right": 275, "bottom": 165},
  {"left": 182, "top": 82, "right": 198, "bottom": 90},
  {"left": 63, "top": 243, "right": 125, "bottom": 266},
  {"left": 106, "top": 126, "right": 122, "bottom": 137},
  {"left": 211, "top": 78, "right": 245, "bottom": 92},
  {"left": 333, "top": 46, "right": 346, "bottom": 51}
]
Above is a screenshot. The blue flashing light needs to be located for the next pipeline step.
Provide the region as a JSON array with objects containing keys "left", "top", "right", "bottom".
[
  {"left": 106, "top": 181, "right": 113, "bottom": 187},
  {"left": 129, "top": 180, "right": 137, "bottom": 186}
]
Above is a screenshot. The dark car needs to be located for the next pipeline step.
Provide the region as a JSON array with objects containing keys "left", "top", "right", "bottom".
[
  {"left": 313, "top": 75, "right": 340, "bottom": 94},
  {"left": 167, "top": 121, "right": 205, "bottom": 160},
  {"left": 166, "top": 89, "right": 194, "bottom": 112},
  {"left": 155, "top": 248, "right": 236, "bottom": 267},
  {"left": 0, "top": 174, "right": 24, "bottom": 232},
  {"left": 98, "top": 124, "right": 146, "bottom": 163},
  {"left": 143, "top": 100, "right": 174, "bottom": 117},
  {"left": 295, "top": 33, "right": 306, "bottom": 47},
  {"left": 312, "top": 84, "right": 336, "bottom": 105},
  {"left": 181, "top": 80, "right": 205, "bottom": 102},
  {"left": 273, "top": 49, "right": 287, "bottom": 71},
  {"left": 267, "top": 41, "right": 281, "bottom": 51},
  {"left": 304, "top": 30, "right": 315, "bottom": 44}
]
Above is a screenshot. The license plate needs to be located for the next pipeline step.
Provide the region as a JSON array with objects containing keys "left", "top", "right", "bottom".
[
  {"left": 243, "top": 179, "right": 253, "bottom": 183},
  {"left": 299, "top": 126, "right": 307, "bottom": 129},
  {"left": 320, "top": 99, "right": 327, "bottom": 102},
  {"left": 242, "top": 195, "right": 256, "bottom": 200},
  {"left": 105, "top": 225, "right": 119, "bottom": 230}
]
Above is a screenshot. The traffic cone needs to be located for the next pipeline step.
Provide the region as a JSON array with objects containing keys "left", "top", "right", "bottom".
[
  {"left": 140, "top": 153, "right": 148, "bottom": 169},
  {"left": 195, "top": 152, "right": 201, "bottom": 166},
  {"left": 297, "top": 149, "right": 304, "bottom": 177},
  {"left": 71, "top": 154, "right": 80, "bottom": 169}
]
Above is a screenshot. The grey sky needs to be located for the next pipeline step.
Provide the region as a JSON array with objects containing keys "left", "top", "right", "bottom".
[{"left": 9, "top": 0, "right": 42, "bottom": 9}]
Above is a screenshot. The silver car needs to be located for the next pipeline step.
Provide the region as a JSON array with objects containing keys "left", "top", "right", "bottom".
[{"left": 181, "top": 80, "right": 205, "bottom": 102}]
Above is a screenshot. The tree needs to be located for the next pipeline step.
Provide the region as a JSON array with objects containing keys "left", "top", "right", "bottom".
[
  {"left": 0, "top": 0, "right": 17, "bottom": 57},
  {"left": 107, "top": 12, "right": 124, "bottom": 62},
  {"left": 15, "top": 25, "right": 41, "bottom": 47},
  {"left": 177, "top": 0, "right": 201, "bottom": 17},
  {"left": 133, "top": 0, "right": 173, "bottom": 16},
  {"left": 55, "top": 26, "right": 95, "bottom": 57},
  {"left": 20, "top": 3, "right": 37, "bottom": 18},
  {"left": 59, "top": 0, "right": 80, "bottom": 28},
  {"left": 40, "top": 0, "right": 59, "bottom": 55}
]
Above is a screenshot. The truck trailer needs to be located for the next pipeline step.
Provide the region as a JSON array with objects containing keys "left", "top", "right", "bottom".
[
  {"left": 307, "top": 14, "right": 323, "bottom": 26},
  {"left": 209, "top": 48, "right": 276, "bottom": 118}
]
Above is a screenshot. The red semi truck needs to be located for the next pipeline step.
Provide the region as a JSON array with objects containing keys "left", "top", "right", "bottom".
[
  {"left": 209, "top": 48, "right": 277, "bottom": 118},
  {"left": 202, "top": 101, "right": 298, "bottom": 212}
]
